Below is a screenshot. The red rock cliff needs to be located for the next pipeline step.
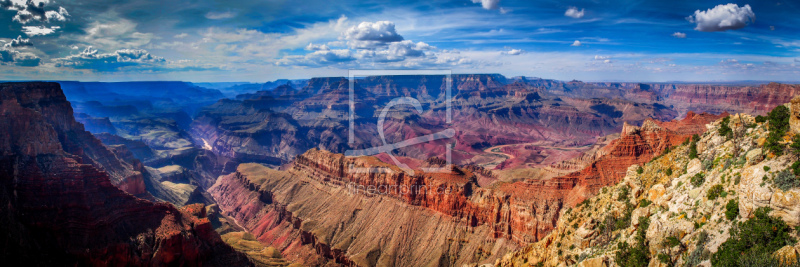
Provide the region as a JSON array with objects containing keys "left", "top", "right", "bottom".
[{"left": 0, "top": 82, "right": 251, "bottom": 266}]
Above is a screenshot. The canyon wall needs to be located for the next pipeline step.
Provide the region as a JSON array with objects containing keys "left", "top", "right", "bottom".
[
  {"left": 208, "top": 111, "right": 722, "bottom": 266},
  {"left": 0, "top": 82, "right": 251, "bottom": 265}
]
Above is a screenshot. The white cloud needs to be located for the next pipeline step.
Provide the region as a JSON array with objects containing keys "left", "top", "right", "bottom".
[
  {"left": 21, "top": 25, "right": 60, "bottom": 36},
  {"left": 687, "top": 4, "right": 755, "bottom": 32},
  {"left": 44, "top": 6, "right": 68, "bottom": 21},
  {"left": 570, "top": 40, "right": 582, "bottom": 46},
  {"left": 0, "top": 46, "right": 40, "bottom": 67},
  {"left": 205, "top": 11, "right": 236, "bottom": 20},
  {"left": 55, "top": 46, "right": 166, "bottom": 70},
  {"left": 672, "top": 32, "right": 687, "bottom": 38},
  {"left": 594, "top": 55, "right": 610, "bottom": 60},
  {"left": 305, "top": 42, "right": 330, "bottom": 51},
  {"left": 503, "top": 49, "right": 524, "bottom": 55},
  {"left": 4, "top": 35, "right": 32, "bottom": 48},
  {"left": 5, "top": 0, "right": 68, "bottom": 24},
  {"left": 344, "top": 21, "right": 404, "bottom": 48},
  {"left": 471, "top": 0, "right": 500, "bottom": 10},
  {"left": 276, "top": 49, "right": 354, "bottom": 66},
  {"left": 83, "top": 15, "right": 154, "bottom": 50},
  {"left": 174, "top": 33, "right": 189, "bottom": 39},
  {"left": 565, "top": 7, "right": 585, "bottom": 19}
]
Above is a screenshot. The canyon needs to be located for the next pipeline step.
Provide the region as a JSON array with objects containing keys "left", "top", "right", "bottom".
[
  {"left": 206, "top": 110, "right": 723, "bottom": 266},
  {"left": 4, "top": 77, "right": 800, "bottom": 266},
  {"left": 0, "top": 82, "right": 251, "bottom": 265}
]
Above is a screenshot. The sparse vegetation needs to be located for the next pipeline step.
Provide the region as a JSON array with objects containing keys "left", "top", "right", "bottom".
[
  {"left": 725, "top": 199, "right": 739, "bottom": 221},
  {"left": 639, "top": 198, "right": 652, "bottom": 208},
  {"left": 707, "top": 184, "right": 724, "bottom": 200},
  {"left": 691, "top": 173, "right": 705, "bottom": 187},
  {"left": 664, "top": 236, "right": 680, "bottom": 247},
  {"left": 764, "top": 105, "right": 790, "bottom": 156},
  {"left": 688, "top": 134, "right": 700, "bottom": 159},
  {"left": 665, "top": 167, "right": 673, "bottom": 176},
  {"left": 712, "top": 207, "right": 795, "bottom": 267},
  {"left": 615, "top": 216, "right": 651, "bottom": 267},
  {"left": 719, "top": 116, "right": 733, "bottom": 139},
  {"left": 775, "top": 169, "right": 800, "bottom": 191},
  {"left": 637, "top": 166, "right": 644, "bottom": 174}
]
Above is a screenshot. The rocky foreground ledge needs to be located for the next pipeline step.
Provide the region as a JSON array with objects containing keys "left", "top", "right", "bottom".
[{"left": 500, "top": 99, "right": 800, "bottom": 266}]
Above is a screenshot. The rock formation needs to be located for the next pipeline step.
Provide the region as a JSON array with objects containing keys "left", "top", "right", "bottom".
[
  {"left": 0, "top": 82, "right": 251, "bottom": 265},
  {"left": 205, "top": 111, "right": 722, "bottom": 266},
  {"left": 499, "top": 105, "right": 800, "bottom": 266}
]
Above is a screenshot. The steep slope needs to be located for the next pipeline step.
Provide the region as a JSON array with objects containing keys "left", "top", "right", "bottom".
[
  {"left": 0, "top": 82, "right": 251, "bottom": 265},
  {"left": 499, "top": 102, "right": 800, "bottom": 266},
  {"left": 209, "top": 154, "right": 520, "bottom": 266},
  {"left": 206, "top": 112, "right": 721, "bottom": 266}
]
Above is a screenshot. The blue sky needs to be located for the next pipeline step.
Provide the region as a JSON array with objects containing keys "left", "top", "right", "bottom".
[{"left": 0, "top": 0, "right": 798, "bottom": 82}]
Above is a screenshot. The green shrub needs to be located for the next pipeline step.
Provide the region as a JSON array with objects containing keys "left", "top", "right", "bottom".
[
  {"left": 791, "top": 135, "right": 800, "bottom": 157},
  {"left": 755, "top": 115, "right": 767, "bottom": 123},
  {"left": 615, "top": 216, "right": 651, "bottom": 267},
  {"left": 618, "top": 186, "right": 630, "bottom": 202},
  {"left": 664, "top": 236, "right": 681, "bottom": 247},
  {"left": 774, "top": 169, "right": 800, "bottom": 191},
  {"left": 657, "top": 253, "right": 670, "bottom": 264},
  {"left": 689, "top": 134, "right": 700, "bottom": 159},
  {"left": 707, "top": 184, "right": 724, "bottom": 200},
  {"left": 764, "top": 166, "right": 771, "bottom": 172},
  {"left": 711, "top": 207, "right": 795, "bottom": 267},
  {"left": 792, "top": 161, "right": 800, "bottom": 176},
  {"left": 725, "top": 199, "right": 739, "bottom": 220},
  {"left": 768, "top": 105, "right": 791, "bottom": 132},
  {"left": 734, "top": 174, "right": 741, "bottom": 185},
  {"left": 684, "top": 231, "right": 711, "bottom": 266},
  {"left": 665, "top": 168, "right": 673, "bottom": 176},
  {"left": 719, "top": 116, "right": 733, "bottom": 139},
  {"left": 639, "top": 198, "right": 652, "bottom": 208},
  {"left": 614, "top": 202, "right": 635, "bottom": 231},
  {"left": 702, "top": 159, "right": 713, "bottom": 170},
  {"left": 691, "top": 173, "right": 705, "bottom": 187},
  {"left": 637, "top": 166, "right": 644, "bottom": 174},
  {"left": 764, "top": 105, "right": 791, "bottom": 156}
]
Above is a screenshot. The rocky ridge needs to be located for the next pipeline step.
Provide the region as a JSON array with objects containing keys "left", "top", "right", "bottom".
[
  {"left": 499, "top": 100, "right": 800, "bottom": 266},
  {"left": 0, "top": 82, "right": 251, "bottom": 265}
]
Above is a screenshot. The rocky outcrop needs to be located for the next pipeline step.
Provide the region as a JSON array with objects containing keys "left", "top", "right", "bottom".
[
  {"left": 206, "top": 110, "right": 723, "bottom": 266},
  {"left": 210, "top": 162, "right": 517, "bottom": 266},
  {"left": 0, "top": 82, "right": 251, "bottom": 265},
  {"left": 499, "top": 108, "right": 800, "bottom": 266}
]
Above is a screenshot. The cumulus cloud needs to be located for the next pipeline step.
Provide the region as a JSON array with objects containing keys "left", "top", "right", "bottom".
[
  {"left": 344, "top": 21, "right": 404, "bottom": 49},
  {"left": 0, "top": 46, "right": 40, "bottom": 67},
  {"left": 4, "top": 35, "right": 32, "bottom": 48},
  {"left": 687, "top": 4, "right": 755, "bottom": 32},
  {"left": 502, "top": 49, "right": 524, "bottom": 55},
  {"left": 55, "top": 46, "right": 166, "bottom": 71},
  {"left": 570, "top": 40, "right": 582, "bottom": 46},
  {"left": 305, "top": 42, "right": 330, "bottom": 51},
  {"left": 672, "top": 32, "right": 687, "bottom": 38},
  {"left": 22, "top": 25, "right": 60, "bottom": 36},
  {"left": 565, "top": 7, "right": 585, "bottom": 19},
  {"left": 4, "top": 0, "right": 68, "bottom": 24},
  {"left": 471, "top": 0, "right": 500, "bottom": 10},
  {"left": 205, "top": 11, "right": 236, "bottom": 20},
  {"left": 44, "top": 6, "right": 68, "bottom": 21}
]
